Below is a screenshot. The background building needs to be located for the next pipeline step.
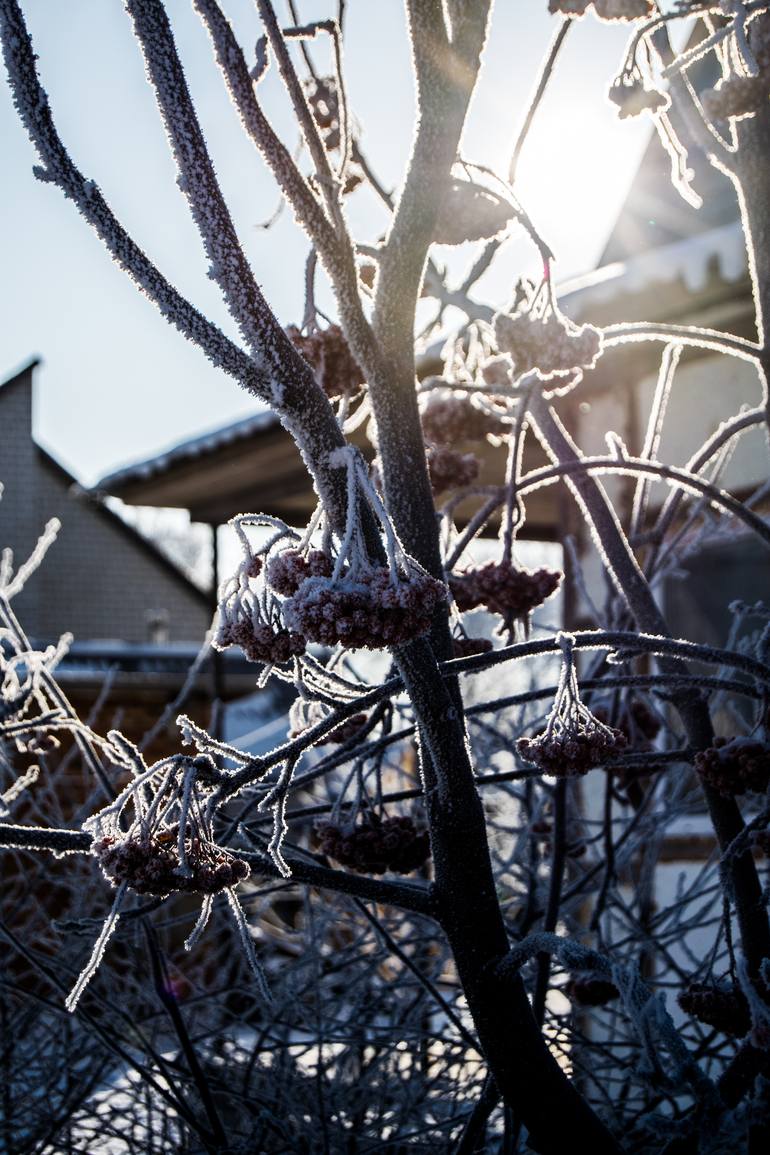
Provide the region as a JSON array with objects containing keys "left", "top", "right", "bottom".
[
  {"left": 0, "top": 359, "right": 260, "bottom": 758},
  {"left": 0, "top": 358, "right": 211, "bottom": 646}
]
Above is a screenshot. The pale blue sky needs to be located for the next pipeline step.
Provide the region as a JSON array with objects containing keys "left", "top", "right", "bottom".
[{"left": 0, "top": 2, "right": 656, "bottom": 485}]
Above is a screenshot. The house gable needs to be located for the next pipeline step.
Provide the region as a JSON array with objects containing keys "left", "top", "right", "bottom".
[{"left": 0, "top": 362, "right": 210, "bottom": 645}]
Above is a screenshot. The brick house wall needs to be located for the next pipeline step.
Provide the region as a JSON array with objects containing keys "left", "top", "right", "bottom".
[{"left": 0, "top": 362, "right": 210, "bottom": 644}]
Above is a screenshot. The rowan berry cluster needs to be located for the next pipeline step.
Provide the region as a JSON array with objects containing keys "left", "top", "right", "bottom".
[
  {"left": 565, "top": 976, "right": 619, "bottom": 1006},
  {"left": 752, "top": 828, "right": 770, "bottom": 856},
  {"left": 267, "top": 548, "right": 333, "bottom": 596},
  {"left": 594, "top": 0, "right": 653, "bottom": 18},
  {"left": 94, "top": 831, "right": 250, "bottom": 898},
  {"left": 317, "top": 813, "right": 430, "bottom": 875},
  {"left": 305, "top": 76, "right": 342, "bottom": 149},
  {"left": 216, "top": 617, "right": 306, "bottom": 665},
  {"left": 517, "top": 724, "right": 627, "bottom": 778},
  {"left": 317, "top": 712, "right": 370, "bottom": 745},
  {"left": 451, "top": 635, "right": 493, "bottom": 659},
  {"left": 518, "top": 632, "right": 628, "bottom": 777},
  {"left": 214, "top": 521, "right": 310, "bottom": 665},
  {"left": 304, "top": 76, "right": 363, "bottom": 193},
  {"left": 420, "top": 388, "right": 506, "bottom": 445},
  {"left": 549, "top": 0, "right": 592, "bottom": 12},
  {"left": 283, "top": 566, "right": 446, "bottom": 649},
  {"left": 625, "top": 698, "right": 662, "bottom": 741},
  {"left": 494, "top": 307, "right": 602, "bottom": 380},
  {"left": 358, "top": 262, "right": 377, "bottom": 291},
  {"left": 608, "top": 77, "right": 669, "bottom": 119},
  {"left": 427, "top": 445, "right": 480, "bottom": 496},
  {"left": 449, "top": 561, "right": 561, "bottom": 623},
  {"left": 695, "top": 737, "right": 770, "bottom": 797},
  {"left": 289, "top": 693, "right": 370, "bottom": 744},
  {"left": 480, "top": 356, "right": 514, "bottom": 391},
  {"left": 286, "top": 323, "right": 364, "bottom": 398},
  {"left": 433, "top": 178, "right": 514, "bottom": 245},
  {"left": 678, "top": 983, "right": 750, "bottom": 1038}
]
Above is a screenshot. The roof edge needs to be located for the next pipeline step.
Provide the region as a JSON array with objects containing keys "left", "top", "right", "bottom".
[
  {"left": 37, "top": 445, "right": 212, "bottom": 607},
  {"left": 0, "top": 355, "right": 42, "bottom": 392},
  {"left": 95, "top": 407, "right": 278, "bottom": 494}
]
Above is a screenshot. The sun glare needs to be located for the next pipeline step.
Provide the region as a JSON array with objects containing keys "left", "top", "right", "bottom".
[{"left": 513, "top": 102, "right": 650, "bottom": 277}]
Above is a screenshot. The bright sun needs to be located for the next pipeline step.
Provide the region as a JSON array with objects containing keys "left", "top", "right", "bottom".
[{"left": 513, "top": 101, "right": 650, "bottom": 279}]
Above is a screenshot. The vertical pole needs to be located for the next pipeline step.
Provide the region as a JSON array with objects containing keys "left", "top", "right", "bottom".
[{"left": 210, "top": 521, "right": 224, "bottom": 737}]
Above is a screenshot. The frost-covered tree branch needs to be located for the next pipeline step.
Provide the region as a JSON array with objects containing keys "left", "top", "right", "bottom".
[{"left": 2, "top": 1, "right": 770, "bottom": 1151}]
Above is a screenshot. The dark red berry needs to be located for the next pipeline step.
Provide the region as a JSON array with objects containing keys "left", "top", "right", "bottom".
[
  {"left": 678, "top": 983, "right": 750, "bottom": 1038},
  {"left": 286, "top": 324, "right": 364, "bottom": 399},
  {"left": 566, "top": 976, "right": 619, "bottom": 1006},
  {"left": 284, "top": 567, "right": 447, "bottom": 650},
  {"left": 317, "top": 813, "right": 430, "bottom": 875},
  {"left": 449, "top": 562, "right": 561, "bottom": 625},
  {"left": 695, "top": 738, "right": 770, "bottom": 797}
]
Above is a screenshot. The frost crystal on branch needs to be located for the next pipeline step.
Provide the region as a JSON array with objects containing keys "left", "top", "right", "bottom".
[{"left": 0, "top": 0, "right": 286, "bottom": 402}]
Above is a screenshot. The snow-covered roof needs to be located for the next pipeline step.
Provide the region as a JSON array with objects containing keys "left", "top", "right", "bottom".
[
  {"left": 559, "top": 220, "right": 746, "bottom": 316},
  {"left": 97, "top": 407, "right": 279, "bottom": 490}
]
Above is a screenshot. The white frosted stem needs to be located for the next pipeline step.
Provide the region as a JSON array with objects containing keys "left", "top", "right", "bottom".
[
  {"left": 225, "top": 887, "right": 272, "bottom": 1003},
  {"left": 65, "top": 883, "right": 127, "bottom": 1013},
  {"left": 184, "top": 893, "right": 214, "bottom": 952}
]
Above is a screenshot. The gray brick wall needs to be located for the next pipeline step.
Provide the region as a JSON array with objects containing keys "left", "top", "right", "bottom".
[{"left": 1, "top": 365, "right": 210, "bottom": 645}]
